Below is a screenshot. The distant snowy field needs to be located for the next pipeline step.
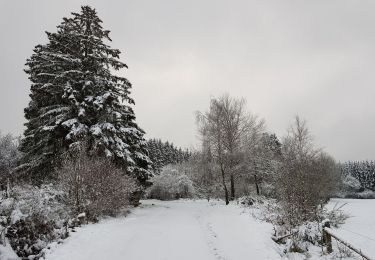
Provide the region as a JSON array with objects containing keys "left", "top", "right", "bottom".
[
  {"left": 326, "top": 199, "right": 375, "bottom": 258},
  {"left": 41, "top": 199, "right": 375, "bottom": 260}
]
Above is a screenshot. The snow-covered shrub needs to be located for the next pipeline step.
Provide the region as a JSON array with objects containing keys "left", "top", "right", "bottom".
[
  {"left": 0, "top": 133, "right": 21, "bottom": 193},
  {"left": 321, "top": 202, "right": 349, "bottom": 228},
  {"left": 275, "top": 221, "right": 321, "bottom": 254},
  {"left": 239, "top": 196, "right": 283, "bottom": 225},
  {"left": 342, "top": 174, "right": 361, "bottom": 192},
  {"left": 147, "top": 166, "right": 195, "bottom": 200},
  {"left": 58, "top": 152, "right": 138, "bottom": 220},
  {"left": 338, "top": 174, "right": 375, "bottom": 198},
  {"left": 352, "top": 189, "right": 375, "bottom": 199},
  {"left": 273, "top": 204, "right": 348, "bottom": 255},
  {"left": 336, "top": 174, "right": 363, "bottom": 198},
  {"left": 241, "top": 195, "right": 349, "bottom": 257},
  {"left": 6, "top": 215, "right": 58, "bottom": 258},
  {"left": 0, "top": 184, "right": 70, "bottom": 259},
  {"left": 2, "top": 185, "right": 70, "bottom": 225}
]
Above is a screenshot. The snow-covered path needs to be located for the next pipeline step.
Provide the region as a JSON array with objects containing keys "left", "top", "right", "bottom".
[{"left": 44, "top": 200, "right": 280, "bottom": 260}]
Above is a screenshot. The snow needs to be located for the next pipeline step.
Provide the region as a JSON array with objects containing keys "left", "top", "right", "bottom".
[
  {"left": 77, "top": 212, "right": 86, "bottom": 218},
  {"left": 36, "top": 199, "right": 375, "bottom": 260},
  {"left": 0, "top": 242, "right": 19, "bottom": 260},
  {"left": 44, "top": 200, "right": 281, "bottom": 260},
  {"left": 9, "top": 208, "right": 26, "bottom": 224},
  {"left": 326, "top": 198, "right": 375, "bottom": 258}
]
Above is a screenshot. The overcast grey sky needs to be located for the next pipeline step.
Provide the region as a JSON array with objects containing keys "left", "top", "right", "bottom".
[{"left": 0, "top": 0, "right": 374, "bottom": 161}]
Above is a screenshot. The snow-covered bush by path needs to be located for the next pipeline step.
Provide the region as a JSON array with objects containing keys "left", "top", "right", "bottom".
[
  {"left": 0, "top": 153, "right": 138, "bottom": 259},
  {"left": 147, "top": 166, "right": 196, "bottom": 200},
  {"left": 239, "top": 196, "right": 282, "bottom": 225},
  {"left": 240, "top": 195, "right": 349, "bottom": 258},
  {"left": 1, "top": 185, "right": 70, "bottom": 225},
  {"left": 0, "top": 184, "right": 71, "bottom": 259}
]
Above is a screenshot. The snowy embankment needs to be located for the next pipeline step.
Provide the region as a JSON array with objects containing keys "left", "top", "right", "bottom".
[
  {"left": 44, "top": 200, "right": 280, "bottom": 260},
  {"left": 326, "top": 199, "right": 375, "bottom": 258}
]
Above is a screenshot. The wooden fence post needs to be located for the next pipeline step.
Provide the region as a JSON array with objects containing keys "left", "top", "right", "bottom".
[{"left": 323, "top": 220, "right": 333, "bottom": 253}]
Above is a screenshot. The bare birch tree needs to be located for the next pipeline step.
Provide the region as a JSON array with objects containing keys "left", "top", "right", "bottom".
[
  {"left": 197, "top": 97, "right": 230, "bottom": 204},
  {"left": 197, "top": 94, "right": 265, "bottom": 203}
]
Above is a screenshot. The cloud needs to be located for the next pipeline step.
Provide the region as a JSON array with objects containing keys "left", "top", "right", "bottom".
[{"left": 1, "top": 0, "right": 374, "bottom": 160}]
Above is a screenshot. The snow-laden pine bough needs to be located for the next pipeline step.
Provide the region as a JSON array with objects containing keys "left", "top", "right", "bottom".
[{"left": 322, "top": 220, "right": 373, "bottom": 260}]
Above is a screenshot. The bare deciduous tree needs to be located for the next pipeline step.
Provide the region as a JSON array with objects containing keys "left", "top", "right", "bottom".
[{"left": 196, "top": 94, "right": 265, "bottom": 203}]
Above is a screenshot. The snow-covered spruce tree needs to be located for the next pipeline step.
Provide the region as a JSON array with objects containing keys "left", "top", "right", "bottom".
[{"left": 19, "top": 6, "right": 152, "bottom": 185}]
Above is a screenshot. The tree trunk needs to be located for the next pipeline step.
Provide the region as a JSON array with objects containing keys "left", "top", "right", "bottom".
[
  {"left": 255, "top": 174, "right": 260, "bottom": 195},
  {"left": 230, "top": 173, "right": 235, "bottom": 200},
  {"left": 76, "top": 184, "right": 81, "bottom": 213},
  {"left": 224, "top": 185, "right": 229, "bottom": 205},
  {"left": 220, "top": 164, "right": 229, "bottom": 205},
  {"left": 6, "top": 178, "right": 10, "bottom": 198}
]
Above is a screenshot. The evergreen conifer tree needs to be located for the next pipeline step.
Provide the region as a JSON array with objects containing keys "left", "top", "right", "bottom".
[{"left": 20, "top": 6, "right": 152, "bottom": 184}]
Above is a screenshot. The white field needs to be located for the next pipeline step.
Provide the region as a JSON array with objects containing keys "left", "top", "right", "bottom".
[{"left": 326, "top": 199, "right": 375, "bottom": 259}]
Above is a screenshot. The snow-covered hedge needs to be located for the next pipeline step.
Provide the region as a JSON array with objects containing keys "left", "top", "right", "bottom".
[{"left": 147, "top": 166, "right": 196, "bottom": 200}]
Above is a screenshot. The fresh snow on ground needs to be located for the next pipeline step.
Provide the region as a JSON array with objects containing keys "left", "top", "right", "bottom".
[
  {"left": 0, "top": 241, "right": 19, "bottom": 260},
  {"left": 41, "top": 199, "right": 375, "bottom": 260},
  {"left": 327, "top": 199, "right": 375, "bottom": 258},
  {"left": 44, "top": 200, "right": 281, "bottom": 260}
]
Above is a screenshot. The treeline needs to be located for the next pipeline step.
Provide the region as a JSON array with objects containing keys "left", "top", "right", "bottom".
[
  {"left": 340, "top": 161, "right": 375, "bottom": 191},
  {"left": 147, "top": 139, "right": 190, "bottom": 174}
]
